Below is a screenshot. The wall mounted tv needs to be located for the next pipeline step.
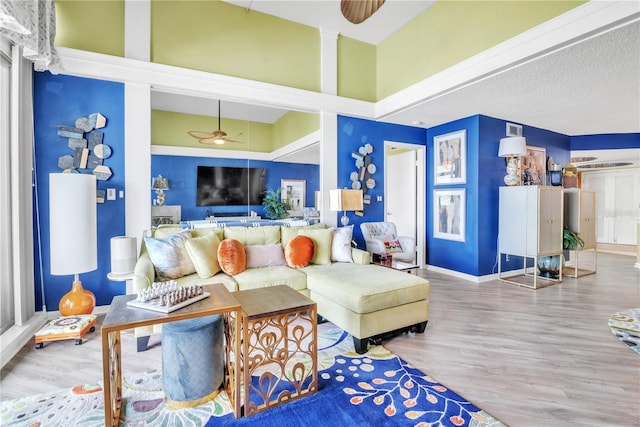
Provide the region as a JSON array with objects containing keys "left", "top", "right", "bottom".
[{"left": 196, "top": 166, "right": 266, "bottom": 206}]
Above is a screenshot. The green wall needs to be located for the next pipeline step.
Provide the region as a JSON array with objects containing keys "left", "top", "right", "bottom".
[
  {"left": 151, "top": 0, "right": 320, "bottom": 92},
  {"left": 151, "top": 110, "right": 273, "bottom": 152},
  {"left": 272, "top": 111, "right": 320, "bottom": 149},
  {"left": 151, "top": 110, "right": 319, "bottom": 152},
  {"left": 56, "top": 0, "right": 125, "bottom": 57},
  {"left": 338, "top": 36, "right": 377, "bottom": 102},
  {"left": 376, "top": 1, "right": 586, "bottom": 99}
]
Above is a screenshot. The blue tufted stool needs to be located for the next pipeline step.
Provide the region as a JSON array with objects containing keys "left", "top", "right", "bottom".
[{"left": 162, "top": 314, "right": 224, "bottom": 407}]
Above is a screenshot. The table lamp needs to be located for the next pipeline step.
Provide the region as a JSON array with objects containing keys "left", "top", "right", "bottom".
[
  {"left": 152, "top": 175, "right": 169, "bottom": 206},
  {"left": 498, "top": 137, "right": 527, "bottom": 186},
  {"left": 329, "top": 189, "right": 363, "bottom": 226},
  {"left": 49, "top": 173, "right": 97, "bottom": 316}
]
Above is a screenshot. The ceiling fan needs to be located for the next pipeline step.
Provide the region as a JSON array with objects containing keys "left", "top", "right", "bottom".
[
  {"left": 187, "top": 100, "right": 243, "bottom": 145},
  {"left": 340, "top": 0, "right": 385, "bottom": 24}
]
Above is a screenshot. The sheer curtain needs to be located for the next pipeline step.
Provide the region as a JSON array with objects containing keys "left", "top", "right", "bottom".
[{"left": 0, "top": 0, "right": 62, "bottom": 73}]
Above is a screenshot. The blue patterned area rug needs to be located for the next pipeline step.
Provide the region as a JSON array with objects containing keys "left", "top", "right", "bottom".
[
  {"left": 0, "top": 324, "right": 505, "bottom": 427},
  {"left": 608, "top": 308, "right": 640, "bottom": 355}
]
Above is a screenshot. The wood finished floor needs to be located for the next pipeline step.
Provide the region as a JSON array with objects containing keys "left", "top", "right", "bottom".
[{"left": 1, "top": 252, "right": 638, "bottom": 426}]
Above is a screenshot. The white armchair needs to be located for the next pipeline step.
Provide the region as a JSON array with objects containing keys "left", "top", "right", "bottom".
[{"left": 359, "top": 222, "right": 416, "bottom": 263}]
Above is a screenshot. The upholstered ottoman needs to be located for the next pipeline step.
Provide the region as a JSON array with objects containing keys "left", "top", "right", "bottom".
[
  {"left": 303, "top": 263, "right": 430, "bottom": 354},
  {"left": 162, "top": 314, "right": 224, "bottom": 407}
]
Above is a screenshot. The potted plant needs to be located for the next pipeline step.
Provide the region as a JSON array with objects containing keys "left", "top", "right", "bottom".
[
  {"left": 262, "top": 188, "right": 290, "bottom": 220},
  {"left": 563, "top": 226, "right": 585, "bottom": 250},
  {"left": 538, "top": 227, "right": 584, "bottom": 279}
]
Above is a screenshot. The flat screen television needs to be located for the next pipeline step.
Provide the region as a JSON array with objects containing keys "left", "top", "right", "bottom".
[{"left": 196, "top": 166, "right": 266, "bottom": 206}]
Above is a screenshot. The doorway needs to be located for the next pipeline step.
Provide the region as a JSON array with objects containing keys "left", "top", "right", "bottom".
[{"left": 384, "top": 141, "right": 426, "bottom": 266}]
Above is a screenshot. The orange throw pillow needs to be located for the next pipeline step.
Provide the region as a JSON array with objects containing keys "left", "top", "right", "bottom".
[
  {"left": 217, "top": 238, "right": 246, "bottom": 276},
  {"left": 285, "top": 235, "right": 315, "bottom": 268}
]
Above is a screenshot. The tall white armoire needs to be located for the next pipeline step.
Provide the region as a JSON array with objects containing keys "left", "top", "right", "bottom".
[
  {"left": 498, "top": 186, "right": 564, "bottom": 289},
  {"left": 563, "top": 189, "right": 597, "bottom": 277}
]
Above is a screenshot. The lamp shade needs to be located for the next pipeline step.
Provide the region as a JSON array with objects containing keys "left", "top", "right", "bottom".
[
  {"left": 329, "top": 189, "right": 364, "bottom": 211},
  {"left": 110, "top": 236, "right": 137, "bottom": 276},
  {"left": 151, "top": 175, "right": 169, "bottom": 190},
  {"left": 498, "top": 137, "right": 527, "bottom": 157},
  {"left": 49, "top": 173, "right": 97, "bottom": 275}
]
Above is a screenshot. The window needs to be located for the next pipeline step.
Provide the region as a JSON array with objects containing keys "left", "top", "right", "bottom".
[{"left": 1, "top": 37, "right": 14, "bottom": 334}]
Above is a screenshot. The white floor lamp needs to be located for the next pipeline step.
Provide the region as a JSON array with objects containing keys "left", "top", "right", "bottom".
[{"left": 49, "top": 173, "right": 97, "bottom": 316}]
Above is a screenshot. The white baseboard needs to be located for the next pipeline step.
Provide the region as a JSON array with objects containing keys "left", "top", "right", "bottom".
[{"left": 425, "top": 264, "right": 529, "bottom": 283}]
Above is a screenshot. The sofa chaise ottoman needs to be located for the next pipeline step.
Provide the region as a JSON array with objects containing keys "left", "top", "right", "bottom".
[{"left": 302, "top": 263, "right": 429, "bottom": 353}]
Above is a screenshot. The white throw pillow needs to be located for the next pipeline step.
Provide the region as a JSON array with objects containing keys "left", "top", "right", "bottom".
[{"left": 331, "top": 225, "right": 353, "bottom": 263}]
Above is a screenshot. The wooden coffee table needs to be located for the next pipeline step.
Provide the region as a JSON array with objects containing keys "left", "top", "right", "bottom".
[
  {"left": 101, "top": 283, "right": 242, "bottom": 426},
  {"left": 233, "top": 285, "right": 318, "bottom": 416}
]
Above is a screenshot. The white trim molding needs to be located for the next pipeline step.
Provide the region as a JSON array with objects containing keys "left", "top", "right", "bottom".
[{"left": 56, "top": 47, "right": 375, "bottom": 120}]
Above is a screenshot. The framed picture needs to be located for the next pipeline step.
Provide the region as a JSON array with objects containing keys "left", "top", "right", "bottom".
[
  {"left": 281, "top": 179, "right": 305, "bottom": 213},
  {"left": 519, "top": 146, "right": 546, "bottom": 185},
  {"left": 434, "top": 130, "right": 466, "bottom": 185},
  {"left": 434, "top": 189, "right": 466, "bottom": 242}
]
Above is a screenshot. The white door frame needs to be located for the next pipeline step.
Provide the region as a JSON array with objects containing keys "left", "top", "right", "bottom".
[{"left": 383, "top": 141, "right": 426, "bottom": 267}]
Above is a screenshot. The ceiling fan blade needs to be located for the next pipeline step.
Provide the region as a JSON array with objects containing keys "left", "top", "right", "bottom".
[
  {"left": 188, "top": 130, "right": 215, "bottom": 139},
  {"left": 341, "top": 0, "right": 385, "bottom": 24},
  {"left": 197, "top": 138, "right": 223, "bottom": 145}
]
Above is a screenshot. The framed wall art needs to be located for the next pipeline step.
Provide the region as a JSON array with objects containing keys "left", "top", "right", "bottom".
[
  {"left": 433, "top": 189, "right": 466, "bottom": 242},
  {"left": 434, "top": 129, "right": 466, "bottom": 185},
  {"left": 519, "top": 146, "right": 546, "bottom": 185},
  {"left": 281, "top": 179, "right": 305, "bottom": 213}
]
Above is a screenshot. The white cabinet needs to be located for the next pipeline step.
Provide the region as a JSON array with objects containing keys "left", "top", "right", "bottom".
[
  {"left": 498, "top": 186, "right": 564, "bottom": 289},
  {"left": 563, "top": 189, "right": 597, "bottom": 277}
]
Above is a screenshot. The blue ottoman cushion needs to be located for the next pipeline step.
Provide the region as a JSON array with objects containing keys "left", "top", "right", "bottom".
[{"left": 162, "top": 314, "right": 224, "bottom": 406}]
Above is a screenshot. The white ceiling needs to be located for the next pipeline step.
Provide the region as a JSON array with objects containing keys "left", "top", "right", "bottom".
[{"left": 151, "top": 1, "right": 640, "bottom": 165}]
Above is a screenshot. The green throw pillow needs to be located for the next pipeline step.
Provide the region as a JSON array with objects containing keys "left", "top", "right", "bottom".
[
  {"left": 185, "top": 232, "right": 221, "bottom": 278},
  {"left": 298, "top": 228, "right": 333, "bottom": 265},
  {"left": 281, "top": 223, "right": 326, "bottom": 247}
]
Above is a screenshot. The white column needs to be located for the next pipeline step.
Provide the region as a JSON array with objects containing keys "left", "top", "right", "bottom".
[
  {"left": 319, "top": 29, "right": 339, "bottom": 226},
  {"left": 125, "top": 0, "right": 150, "bottom": 61},
  {"left": 320, "top": 29, "right": 338, "bottom": 96},
  {"left": 125, "top": 83, "right": 151, "bottom": 253},
  {"left": 320, "top": 111, "right": 338, "bottom": 227},
  {"left": 124, "top": 0, "right": 151, "bottom": 260}
]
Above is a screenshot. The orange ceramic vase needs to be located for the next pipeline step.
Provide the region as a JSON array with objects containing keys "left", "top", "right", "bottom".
[{"left": 59, "top": 281, "right": 96, "bottom": 316}]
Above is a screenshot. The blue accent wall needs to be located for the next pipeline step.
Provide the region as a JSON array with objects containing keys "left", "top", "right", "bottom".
[
  {"left": 426, "top": 116, "right": 481, "bottom": 275},
  {"left": 33, "top": 72, "right": 126, "bottom": 310},
  {"left": 152, "top": 155, "right": 319, "bottom": 220},
  {"left": 570, "top": 133, "right": 640, "bottom": 150},
  {"left": 426, "top": 115, "right": 571, "bottom": 276},
  {"left": 337, "top": 116, "right": 427, "bottom": 249}
]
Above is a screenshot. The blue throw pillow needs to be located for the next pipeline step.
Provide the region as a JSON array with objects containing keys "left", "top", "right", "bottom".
[{"left": 144, "top": 230, "right": 196, "bottom": 280}]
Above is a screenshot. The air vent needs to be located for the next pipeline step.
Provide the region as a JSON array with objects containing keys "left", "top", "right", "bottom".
[{"left": 506, "top": 123, "right": 522, "bottom": 137}]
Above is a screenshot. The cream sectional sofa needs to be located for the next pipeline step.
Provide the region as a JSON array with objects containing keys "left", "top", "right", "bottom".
[{"left": 132, "top": 223, "right": 430, "bottom": 354}]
